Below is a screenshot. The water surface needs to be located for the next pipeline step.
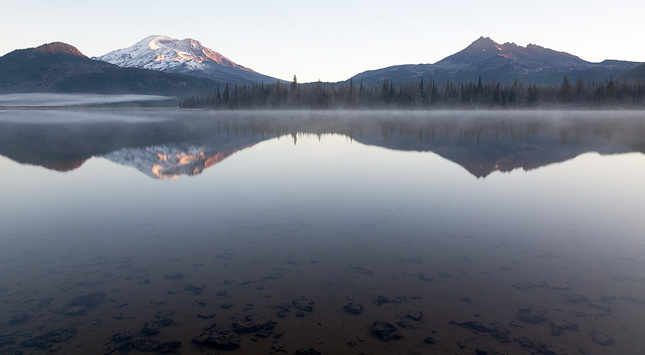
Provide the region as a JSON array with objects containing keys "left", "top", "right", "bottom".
[{"left": 1, "top": 109, "right": 644, "bottom": 354}]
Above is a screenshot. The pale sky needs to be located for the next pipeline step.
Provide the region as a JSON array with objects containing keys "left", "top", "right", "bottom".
[{"left": 1, "top": 0, "right": 643, "bottom": 83}]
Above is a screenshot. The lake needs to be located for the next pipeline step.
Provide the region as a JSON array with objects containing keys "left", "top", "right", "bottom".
[{"left": 1, "top": 108, "right": 645, "bottom": 354}]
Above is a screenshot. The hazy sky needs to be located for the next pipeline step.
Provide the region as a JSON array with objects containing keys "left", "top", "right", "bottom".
[{"left": 1, "top": 0, "right": 643, "bottom": 83}]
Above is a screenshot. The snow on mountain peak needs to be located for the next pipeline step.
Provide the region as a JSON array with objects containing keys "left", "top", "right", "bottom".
[{"left": 95, "top": 35, "right": 254, "bottom": 74}]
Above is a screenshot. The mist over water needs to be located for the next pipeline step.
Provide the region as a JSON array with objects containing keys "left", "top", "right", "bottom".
[
  {"left": 1, "top": 108, "right": 645, "bottom": 354},
  {"left": 0, "top": 93, "right": 175, "bottom": 107}
]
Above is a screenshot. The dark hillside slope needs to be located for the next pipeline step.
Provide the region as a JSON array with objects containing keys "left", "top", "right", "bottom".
[{"left": 0, "top": 42, "right": 218, "bottom": 96}]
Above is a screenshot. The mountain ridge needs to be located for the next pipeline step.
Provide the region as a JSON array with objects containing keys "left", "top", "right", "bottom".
[{"left": 350, "top": 36, "right": 641, "bottom": 86}]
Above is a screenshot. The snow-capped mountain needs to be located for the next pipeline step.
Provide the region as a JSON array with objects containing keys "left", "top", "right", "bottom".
[{"left": 95, "top": 35, "right": 280, "bottom": 85}]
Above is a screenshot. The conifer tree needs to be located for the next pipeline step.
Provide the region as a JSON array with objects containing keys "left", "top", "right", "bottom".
[{"left": 559, "top": 76, "right": 571, "bottom": 103}]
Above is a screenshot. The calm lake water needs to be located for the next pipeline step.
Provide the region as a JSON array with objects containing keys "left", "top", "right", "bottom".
[{"left": 1, "top": 109, "right": 645, "bottom": 354}]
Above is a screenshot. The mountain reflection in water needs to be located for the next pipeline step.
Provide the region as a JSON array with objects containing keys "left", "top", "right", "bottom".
[
  {"left": 0, "top": 110, "right": 643, "bottom": 178},
  {"left": 1, "top": 109, "right": 645, "bottom": 355}
]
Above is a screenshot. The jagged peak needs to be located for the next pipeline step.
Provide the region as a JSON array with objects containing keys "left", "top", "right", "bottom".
[{"left": 468, "top": 36, "right": 499, "bottom": 48}]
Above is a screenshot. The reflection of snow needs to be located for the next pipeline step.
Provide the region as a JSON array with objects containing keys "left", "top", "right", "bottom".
[{"left": 103, "top": 142, "right": 258, "bottom": 180}]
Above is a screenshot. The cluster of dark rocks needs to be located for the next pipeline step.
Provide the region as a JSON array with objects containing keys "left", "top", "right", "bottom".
[
  {"left": 192, "top": 313, "right": 280, "bottom": 351},
  {"left": 444, "top": 301, "right": 617, "bottom": 354},
  {"left": 193, "top": 326, "right": 241, "bottom": 350},
  {"left": 342, "top": 296, "right": 433, "bottom": 345},
  {"left": 274, "top": 297, "right": 314, "bottom": 318},
  {"left": 21, "top": 327, "right": 77, "bottom": 350},
  {"left": 182, "top": 284, "right": 205, "bottom": 295},
  {"left": 106, "top": 331, "right": 181, "bottom": 354},
  {"left": 371, "top": 321, "right": 404, "bottom": 342},
  {"left": 141, "top": 309, "right": 174, "bottom": 336},
  {"left": 6, "top": 281, "right": 620, "bottom": 355}
]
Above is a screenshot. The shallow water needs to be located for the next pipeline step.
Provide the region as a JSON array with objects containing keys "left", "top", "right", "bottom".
[{"left": 1, "top": 109, "right": 645, "bottom": 354}]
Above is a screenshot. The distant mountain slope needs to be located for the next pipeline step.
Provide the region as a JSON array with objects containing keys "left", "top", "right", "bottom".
[
  {"left": 96, "top": 35, "right": 281, "bottom": 85},
  {"left": 0, "top": 42, "right": 218, "bottom": 96},
  {"left": 351, "top": 37, "right": 640, "bottom": 86},
  {"left": 624, "top": 62, "right": 645, "bottom": 81}
]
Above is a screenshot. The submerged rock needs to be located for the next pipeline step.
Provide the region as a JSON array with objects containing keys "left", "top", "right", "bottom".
[
  {"left": 392, "top": 296, "right": 406, "bottom": 303},
  {"left": 254, "top": 330, "right": 273, "bottom": 338},
  {"left": 163, "top": 273, "right": 183, "bottom": 280},
  {"left": 59, "top": 305, "right": 88, "bottom": 316},
  {"left": 490, "top": 326, "right": 510, "bottom": 343},
  {"left": 232, "top": 315, "right": 276, "bottom": 334},
  {"left": 183, "top": 284, "right": 205, "bottom": 295},
  {"left": 375, "top": 295, "right": 390, "bottom": 305},
  {"left": 406, "top": 311, "right": 423, "bottom": 321},
  {"left": 449, "top": 321, "right": 509, "bottom": 343},
  {"left": 159, "top": 341, "right": 181, "bottom": 353},
  {"left": 69, "top": 293, "right": 105, "bottom": 307},
  {"left": 551, "top": 320, "right": 579, "bottom": 334},
  {"left": 21, "top": 327, "right": 77, "bottom": 350},
  {"left": 193, "top": 328, "right": 241, "bottom": 350},
  {"left": 424, "top": 336, "right": 437, "bottom": 344},
  {"left": 518, "top": 306, "right": 548, "bottom": 323},
  {"left": 591, "top": 329, "right": 615, "bottom": 346},
  {"left": 448, "top": 320, "right": 491, "bottom": 334},
  {"left": 9, "top": 313, "right": 30, "bottom": 324},
  {"left": 371, "top": 321, "right": 401, "bottom": 342},
  {"left": 474, "top": 348, "right": 508, "bottom": 355},
  {"left": 111, "top": 332, "right": 134, "bottom": 343},
  {"left": 344, "top": 302, "right": 363, "bottom": 315},
  {"left": 155, "top": 309, "right": 174, "bottom": 318},
  {"left": 142, "top": 318, "right": 173, "bottom": 336},
  {"left": 292, "top": 297, "right": 314, "bottom": 312},
  {"left": 562, "top": 293, "right": 590, "bottom": 304},
  {"left": 396, "top": 321, "right": 418, "bottom": 329},
  {"left": 131, "top": 339, "right": 160, "bottom": 352},
  {"left": 513, "top": 336, "right": 535, "bottom": 348}
]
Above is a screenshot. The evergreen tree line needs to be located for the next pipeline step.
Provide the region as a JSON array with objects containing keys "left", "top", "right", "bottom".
[{"left": 180, "top": 75, "right": 645, "bottom": 109}]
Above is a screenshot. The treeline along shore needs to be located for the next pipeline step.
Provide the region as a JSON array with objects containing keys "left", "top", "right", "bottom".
[{"left": 180, "top": 76, "right": 645, "bottom": 109}]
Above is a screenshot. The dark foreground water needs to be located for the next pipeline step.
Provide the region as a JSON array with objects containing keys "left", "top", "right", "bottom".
[{"left": 1, "top": 109, "right": 645, "bottom": 355}]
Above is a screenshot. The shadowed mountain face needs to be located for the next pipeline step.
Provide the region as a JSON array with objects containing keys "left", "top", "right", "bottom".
[
  {"left": 434, "top": 37, "right": 586, "bottom": 70},
  {"left": 0, "top": 42, "right": 219, "bottom": 96},
  {"left": 625, "top": 62, "right": 645, "bottom": 81},
  {"left": 1, "top": 110, "right": 644, "bottom": 180},
  {"left": 351, "top": 37, "right": 641, "bottom": 86}
]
